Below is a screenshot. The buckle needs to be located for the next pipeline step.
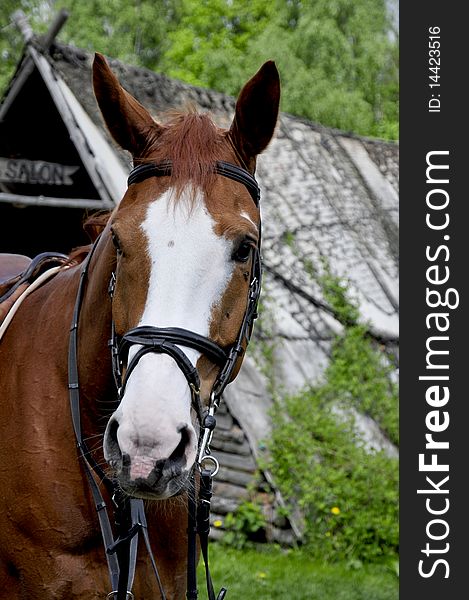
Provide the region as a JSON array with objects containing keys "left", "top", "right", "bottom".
[
  {"left": 108, "top": 272, "right": 116, "bottom": 298},
  {"left": 107, "top": 592, "right": 134, "bottom": 599},
  {"left": 189, "top": 382, "right": 200, "bottom": 396},
  {"left": 199, "top": 455, "right": 219, "bottom": 477}
]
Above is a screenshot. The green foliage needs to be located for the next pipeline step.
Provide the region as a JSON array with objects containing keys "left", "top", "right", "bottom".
[
  {"left": 0, "top": 1, "right": 50, "bottom": 92},
  {"left": 1, "top": 0, "right": 398, "bottom": 140},
  {"left": 318, "top": 264, "right": 399, "bottom": 444},
  {"left": 0, "top": 0, "right": 176, "bottom": 92},
  {"left": 319, "top": 261, "right": 361, "bottom": 326},
  {"left": 222, "top": 500, "right": 267, "bottom": 549},
  {"left": 159, "top": 0, "right": 398, "bottom": 139},
  {"left": 268, "top": 269, "right": 398, "bottom": 563},
  {"left": 159, "top": 0, "right": 271, "bottom": 90},
  {"left": 269, "top": 392, "right": 398, "bottom": 563},
  {"left": 327, "top": 324, "right": 399, "bottom": 445},
  {"left": 53, "top": 0, "right": 178, "bottom": 67}
]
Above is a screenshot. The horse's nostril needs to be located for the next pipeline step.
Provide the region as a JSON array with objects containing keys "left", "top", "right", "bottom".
[
  {"left": 105, "top": 417, "right": 122, "bottom": 467},
  {"left": 169, "top": 425, "right": 191, "bottom": 466}
]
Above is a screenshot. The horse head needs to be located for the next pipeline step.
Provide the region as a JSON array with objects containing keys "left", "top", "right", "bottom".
[{"left": 92, "top": 54, "right": 280, "bottom": 499}]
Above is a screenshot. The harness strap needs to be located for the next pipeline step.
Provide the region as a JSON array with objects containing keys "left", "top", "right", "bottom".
[
  {"left": 187, "top": 484, "right": 198, "bottom": 600},
  {"left": 116, "top": 337, "right": 205, "bottom": 426},
  {"left": 120, "top": 326, "right": 228, "bottom": 367},
  {"left": 68, "top": 243, "right": 121, "bottom": 592},
  {"left": 135, "top": 501, "right": 167, "bottom": 599},
  {"left": 83, "top": 460, "right": 120, "bottom": 590},
  {"left": 187, "top": 470, "right": 227, "bottom": 600},
  {"left": 128, "top": 160, "right": 260, "bottom": 206},
  {"left": 121, "top": 343, "right": 199, "bottom": 395},
  {"left": 210, "top": 245, "right": 261, "bottom": 401},
  {"left": 68, "top": 241, "right": 165, "bottom": 600},
  {"left": 112, "top": 498, "right": 141, "bottom": 600}
]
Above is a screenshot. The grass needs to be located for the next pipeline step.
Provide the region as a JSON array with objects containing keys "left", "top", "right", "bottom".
[{"left": 198, "top": 544, "right": 398, "bottom": 600}]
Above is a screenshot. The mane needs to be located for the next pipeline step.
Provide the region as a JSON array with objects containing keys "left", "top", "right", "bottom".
[
  {"left": 67, "top": 211, "right": 111, "bottom": 265},
  {"left": 142, "top": 110, "right": 226, "bottom": 198},
  {"left": 83, "top": 211, "right": 111, "bottom": 241}
]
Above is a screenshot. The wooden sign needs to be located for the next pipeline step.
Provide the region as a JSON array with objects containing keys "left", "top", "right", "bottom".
[{"left": 0, "top": 158, "right": 79, "bottom": 186}]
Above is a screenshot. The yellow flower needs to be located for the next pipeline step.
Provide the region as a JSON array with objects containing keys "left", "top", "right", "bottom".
[
  {"left": 331, "top": 506, "right": 340, "bottom": 515},
  {"left": 256, "top": 572, "right": 267, "bottom": 579},
  {"left": 213, "top": 519, "right": 223, "bottom": 528}
]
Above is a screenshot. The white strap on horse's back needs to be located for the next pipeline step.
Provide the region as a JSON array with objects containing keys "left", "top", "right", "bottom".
[{"left": 0, "top": 265, "right": 65, "bottom": 342}]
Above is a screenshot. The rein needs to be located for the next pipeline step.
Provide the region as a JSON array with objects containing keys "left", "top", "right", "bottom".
[{"left": 68, "top": 160, "right": 262, "bottom": 599}]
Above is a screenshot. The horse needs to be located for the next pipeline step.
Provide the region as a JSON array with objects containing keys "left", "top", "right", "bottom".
[{"left": 0, "top": 53, "right": 279, "bottom": 599}]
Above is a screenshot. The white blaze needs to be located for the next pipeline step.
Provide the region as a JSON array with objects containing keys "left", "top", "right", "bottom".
[{"left": 114, "top": 187, "right": 234, "bottom": 479}]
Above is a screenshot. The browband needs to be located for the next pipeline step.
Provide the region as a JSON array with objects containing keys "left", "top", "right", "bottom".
[{"left": 127, "top": 160, "right": 260, "bottom": 206}]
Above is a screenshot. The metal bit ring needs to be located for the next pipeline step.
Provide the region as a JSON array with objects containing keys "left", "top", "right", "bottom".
[{"left": 199, "top": 455, "right": 219, "bottom": 477}]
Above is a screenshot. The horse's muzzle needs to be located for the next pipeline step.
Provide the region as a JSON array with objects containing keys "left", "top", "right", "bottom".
[{"left": 103, "top": 416, "right": 196, "bottom": 499}]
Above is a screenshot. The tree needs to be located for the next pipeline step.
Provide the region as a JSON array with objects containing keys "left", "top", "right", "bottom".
[
  {"left": 0, "top": 0, "right": 177, "bottom": 91},
  {"left": 1, "top": 0, "right": 398, "bottom": 139},
  {"left": 54, "top": 0, "right": 179, "bottom": 67},
  {"left": 0, "top": 1, "right": 53, "bottom": 93},
  {"left": 158, "top": 0, "right": 398, "bottom": 138}
]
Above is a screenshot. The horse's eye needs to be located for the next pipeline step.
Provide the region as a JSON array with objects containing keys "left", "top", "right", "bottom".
[
  {"left": 111, "top": 231, "right": 122, "bottom": 254},
  {"left": 233, "top": 240, "right": 253, "bottom": 263}
]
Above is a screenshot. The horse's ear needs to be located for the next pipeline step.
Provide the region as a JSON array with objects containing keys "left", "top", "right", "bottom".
[
  {"left": 229, "top": 61, "right": 280, "bottom": 169},
  {"left": 92, "top": 53, "right": 162, "bottom": 157}
]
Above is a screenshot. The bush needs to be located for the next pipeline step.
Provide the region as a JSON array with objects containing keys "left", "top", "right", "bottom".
[
  {"left": 222, "top": 501, "right": 267, "bottom": 549},
  {"left": 268, "top": 269, "right": 398, "bottom": 563},
  {"left": 319, "top": 264, "right": 399, "bottom": 445},
  {"left": 269, "top": 391, "right": 398, "bottom": 563}
]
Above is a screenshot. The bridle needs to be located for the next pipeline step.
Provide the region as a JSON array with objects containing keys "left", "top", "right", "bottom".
[{"left": 68, "top": 160, "right": 262, "bottom": 600}]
